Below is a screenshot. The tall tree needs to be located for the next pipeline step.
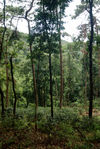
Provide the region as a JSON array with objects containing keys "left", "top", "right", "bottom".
[
  {"left": 0, "top": 0, "right": 6, "bottom": 60},
  {"left": 56, "top": 4, "right": 63, "bottom": 108},
  {"left": 74, "top": 0, "right": 94, "bottom": 118},
  {"left": 0, "top": 87, "right": 4, "bottom": 116},
  {"left": 0, "top": 0, "right": 6, "bottom": 116},
  {"left": 24, "top": 0, "right": 38, "bottom": 129},
  {"left": 56, "top": 0, "right": 72, "bottom": 108},
  {"left": 88, "top": 0, "right": 94, "bottom": 118},
  {"left": 10, "top": 56, "right": 17, "bottom": 116},
  {"left": 5, "top": 40, "right": 9, "bottom": 108},
  {"left": 34, "top": 0, "right": 58, "bottom": 117}
]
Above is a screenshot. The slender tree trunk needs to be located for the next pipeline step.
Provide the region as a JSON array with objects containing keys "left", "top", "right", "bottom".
[
  {"left": 36, "top": 57, "right": 40, "bottom": 83},
  {"left": 0, "top": 87, "right": 5, "bottom": 116},
  {"left": 27, "top": 20, "right": 38, "bottom": 129},
  {"left": 49, "top": 51, "right": 53, "bottom": 118},
  {"left": 30, "top": 44, "right": 38, "bottom": 129},
  {"left": 24, "top": 0, "right": 38, "bottom": 128},
  {"left": 55, "top": 78, "right": 58, "bottom": 106},
  {"left": 0, "top": 0, "right": 6, "bottom": 114},
  {"left": 56, "top": 5, "right": 63, "bottom": 108},
  {"left": 6, "top": 62, "right": 9, "bottom": 108},
  {"left": 10, "top": 57, "right": 17, "bottom": 116},
  {"left": 25, "top": 23, "right": 38, "bottom": 122},
  {"left": 88, "top": 0, "right": 94, "bottom": 118},
  {"left": 59, "top": 25, "right": 63, "bottom": 109},
  {"left": 36, "top": 57, "right": 40, "bottom": 104},
  {"left": 95, "top": 18, "right": 100, "bottom": 97},
  {"left": 43, "top": 0, "right": 53, "bottom": 117},
  {"left": 0, "top": 0, "right": 6, "bottom": 61},
  {"left": 98, "top": 47, "right": 100, "bottom": 97},
  {"left": 5, "top": 45, "right": 9, "bottom": 108},
  {"left": 43, "top": 87, "right": 46, "bottom": 107},
  {"left": 41, "top": 88, "right": 44, "bottom": 106}
]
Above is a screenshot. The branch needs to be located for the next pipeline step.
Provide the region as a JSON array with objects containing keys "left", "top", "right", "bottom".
[
  {"left": 25, "top": 0, "right": 34, "bottom": 19},
  {"left": 0, "top": 0, "right": 6, "bottom": 61}
]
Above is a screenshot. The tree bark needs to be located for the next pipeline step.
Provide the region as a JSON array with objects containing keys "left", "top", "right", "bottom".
[
  {"left": 56, "top": 5, "right": 63, "bottom": 108},
  {"left": 95, "top": 18, "right": 100, "bottom": 97},
  {"left": 30, "top": 43, "right": 38, "bottom": 129},
  {"left": 10, "top": 57, "right": 17, "bottom": 116},
  {"left": 49, "top": 51, "right": 53, "bottom": 118},
  {"left": 88, "top": 0, "right": 94, "bottom": 118},
  {"left": 43, "top": 87, "right": 46, "bottom": 107},
  {"left": 43, "top": 0, "right": 53, "bottom": 117},
  {"left": 0, "top": 87, "right": 5, "bottom": 116},
  {"left": 24, "top": 0, "right": 38, "bottom": 130},
  {"left": 0, "top": 0, "right": 6, "bottom": 61},
  {"left": 0, "top": 0, "right": 6, "bottom": 117},
  {"left": 5, "top": 45, "right": 9, "bottom": 108},
  {"left": 55, "top": 78, "right": 59, "bottom": 106},
  {"left": 27, "top": 20, "right": 38, "bottom": 130},
  {"left": 59, "top": 24, "right": 63, "bottom": 109}
]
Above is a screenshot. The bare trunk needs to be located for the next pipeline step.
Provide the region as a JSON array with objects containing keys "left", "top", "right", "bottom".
[
  {"left": 36, "top": 58, "right": 40, "bottom": 83},
  {"left": 49, "top": 51, "right": 53, "bottom": 118},
  {"left": 89, "top": 0, "right": 94, "bottom": 118},
  {"left": 43, "top": 87, "right": 46, "bottom": 107},
  {"left": 6, "top": 63, "right": 9, "bottom": 108},
  {"left": 27, "top": 20, "right": 38, "bottom": 130},
  {"left": 24, "top": 0, "right": 38, "bottom": 129},
  {"left": 57, "top": 6, "right": 63, "bottom": 108},
  {"left": 55, "top": 79, "right": 58, "bottom": 106},
  {"left": 0, "top": 87, "right": 5, "bottom": 116},
  {"left": 0, "top": 0, "right": 6, "bottom": 61},
  {"left": 59, "top": 28, "right": 63, "bottom": 108},
  {"left": 10, "top": 57, "right": 17, "bottom": 116},
  {"left": 5, "top": 46, "right": 9, "bottom": 108},
  {"left": 95, "top": 18, "right": 100, "bottom": 97},
  {"left": 0, "top": 0, "right": 6, "bottom": 117},
  {"left": 30, "top": 44, "right": 38, "bottom": 129},
  {"left": 98, "top": 48, "right": 100, "bottom": 97}
]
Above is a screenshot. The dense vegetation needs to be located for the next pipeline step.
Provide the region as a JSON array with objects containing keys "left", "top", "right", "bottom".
[{"left": 0, "top": 0, "right": 100, "bottom": 148}]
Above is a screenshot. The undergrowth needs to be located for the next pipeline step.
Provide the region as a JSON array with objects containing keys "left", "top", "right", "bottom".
[{"left": 0, "top": 104, "right": 100, "bottom": 148}]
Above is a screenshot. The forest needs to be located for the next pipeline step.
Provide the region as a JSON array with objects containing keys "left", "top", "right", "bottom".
[{"left": 0, "top": 0, "right": 100, "bottom": 148}]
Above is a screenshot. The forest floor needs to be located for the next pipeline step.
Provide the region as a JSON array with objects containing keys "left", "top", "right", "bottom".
[
  {"left": 1, "top": 105, "right": 100, "bottom": 149},
  {"left": 0, "top": 126, "right": 68, "bottom": 149},
  {"left": 0, "top": 123, "right": 100, "bottom": 149}
]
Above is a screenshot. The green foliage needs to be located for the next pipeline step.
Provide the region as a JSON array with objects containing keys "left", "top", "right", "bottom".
[
  {"left": 1, "top": 105, "right": 100, "bottom": 148},
  {"left": 0, "top": 107, "right": 28, "bottom": 129},
  {"left": 38, "top": 107, "right": 79, "bottom": 135}
]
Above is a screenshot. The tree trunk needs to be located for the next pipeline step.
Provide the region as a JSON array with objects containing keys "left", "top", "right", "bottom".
[
  {"left": 59, "top": 26, "right": 63, "bottom": 109},
  {"left": 6, "top": 62, "right": 9, "bottom": 108},
  {"left": 49, "top": 51, "right": 53, "bottom": 118},
  {"left": 55, "top": 78, "right": 59, "bottom": 107},
  {"left": 5, "top": 46, "right": 9, "bottom": 108},
  {"left": 0, "top": 0, "right": 6, "bottom": 61},
  {"left": 0, "top": 0, "right": 6, "bottom": 117},
  {"left": 10, "top": 57, "right": 17, "bottom": 116},
  {"left": 43, "top": 87, "right": 46, "bottom": 107},
  {"left": 27, "top": 20, "right": 38, "bottom": 129},
  {"left": 95, "top": 18, "right": 100, "bottom": 97},
  {"left": 25, "top": 0, "right": 38, "bottom": 129},
  {"left": 0, "top": 87, "right": 5, "bottom": 116},
  {"left": 36, "top": 58, "right": 40, "bottom": 105},
  {"left": 43, "top": 0, "right": 53, "bottom": 117},
  {"left": 56, "top": 5, "right": 63, "bottom": 108},
  {"left": 88, "top": 0, "right": 94, "bottom": 118},
  {"left": 30, "top": 44, "right": 38, "bottom": 129},
  {"left": 36, "top": 57, "right": 40, "bottom": 83}
]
